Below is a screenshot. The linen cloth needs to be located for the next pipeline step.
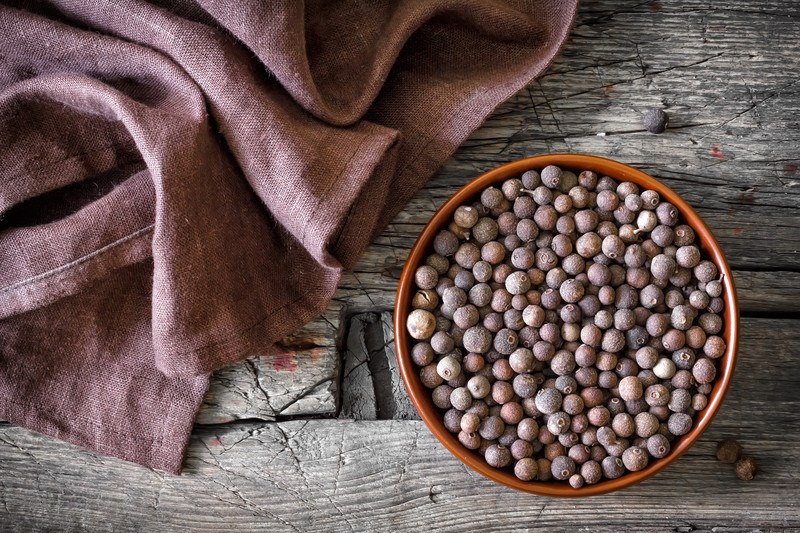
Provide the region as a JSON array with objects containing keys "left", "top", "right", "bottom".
[{"left": 0, "top": 0, "right": 578, "bottom": 473}]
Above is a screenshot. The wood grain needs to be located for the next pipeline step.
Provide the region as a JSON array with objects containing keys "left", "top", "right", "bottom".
[
  {"left": 4, "top": 0, "right": 800, "bottom": 530},
  {"left": 733, "top": 270, "right": 800, "bottom": 314},
  {"left": 1, "top": 318, "right": 796, "bottom": 531},
  {"left": 198, "top": 0, "right": 800, "bottom": 425},
  {"left": 339, "top": 312, "right": 416, "bottom": 421},
  {"left": 198, "top": 303, "right": 343, "bottom": 424},
  {"left": 3, "top": 420, "right": 797, "bottom": 532}
]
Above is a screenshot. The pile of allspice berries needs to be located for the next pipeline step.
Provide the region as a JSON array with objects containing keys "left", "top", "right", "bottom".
[{"left": 406, "top": 165, "right": 727, "bottom": 486}]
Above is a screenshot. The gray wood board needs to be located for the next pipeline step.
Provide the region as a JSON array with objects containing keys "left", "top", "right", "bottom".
[
  {"left": 197, "top": 266, "right": 798, "bottom": 425},
  {"left": 457, "top": 0, "right": 800, "bottom": 270},
  {"left": 0, "top": 317, "right": 797, "bottom": 531},
  {"left": 4, "top": 0, "right": 800, "bottom": 530},
  {"left": 339, "top": 312, "right": 416, "bottom": 421},
  {"left": 200, "top": 0, "right": 800, "bottom": 426},
  {"left": 198, "top": 303, "right": 343, "bottom": 424}
]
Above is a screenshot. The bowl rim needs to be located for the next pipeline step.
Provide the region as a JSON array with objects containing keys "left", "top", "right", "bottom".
[{"left": 394, "top": 153, "right": 740, "bottom": 497}]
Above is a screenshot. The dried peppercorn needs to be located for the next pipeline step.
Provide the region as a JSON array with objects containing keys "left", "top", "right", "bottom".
[
  {"left": 643, "top": 108, "right": 669, "bottom": 133},
  {"left": 622, "top": 446, "right": 649, "bottom": 471},
  {"left": 735, "top": 457, "right": 757, "bottom": 480},
  {"left": 407, "top": 309, "right": 436, "bottom": 340},
  {"left": 412, "top": 168, "right": 728, "bottom": 486},
  {"left": 716, "top": 439, "right": 743, "bottom": 464}
]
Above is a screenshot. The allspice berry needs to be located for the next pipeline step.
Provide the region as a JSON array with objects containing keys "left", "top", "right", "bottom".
[
  {"left": 691, "top": 357, "right": 717, "bottom": 385},
  {"left": 450, "top": 387, "right": 473, "bottom": 411},
  {"left": 433, "top": 230, "right": 460, "bottom": 257},
  {"left": 619, "top": 376, "right": 644, "bottom": 401},
  {"left": 637, "top": 210, "right": 658, "bottom": 233},
  {"left": 436, "top": 355, "right": 462, "bottom": 381},
  {"left": 517, "top": 418, "right": 540, "bottom": 442},
  {"left": 414, "top": 265, "right": 439, "bottom": 290},
  {"left": 419, "top": 363, "right": 444, "bottom": 389},
  {"left": 635, "top": 412, "right": 660, "bottom": 438},
  {"left": 551, "top": 455, "right": 576, "bottom": 480},
  {"left": 541, "top": 165, "right": 563, "bottom": 189},
  {"left": 463, "top": 325, "right": 492, "bottom": 353},
  {"left": 467, "top": 375, "right": 491, "bottom": 399},
  {"left": 667, "top": 412, "right": 693, "bottom": 436},
  {"left": 458, "top": 431, "right": 481, "bottom": 450},
  {"left": 407, "top": 309, "right": 436, "bottom": 340},
  {"left": 410, "top": 168, "right": 728, "bottom": 487},
  {"left": 715, "top": 439, "right": 743, "bottom": 464},
  {"left": 651, "top": 254, "right": 676, "bottom": 280},
  {"left": 734, "top": 457, "right": 757, "bottom": 480},
  {"left": 622, "top": 446, "right": 649, "bottom": 471},
  {"left": 647, "top": 434, "right": 671, "bottom": 459},
  {"left": 601, "top": 456, "right": 625, "bottom": 479},
  {"left": 412, "top": 289, "right": 439, "bottom": 311},
  {"left": 535, "top": 388, "right": 563, "bottom": 415},
  {"left": 643, "top": 108, "right": 669, "bottom": 134},
  {"left": 568, "top": 474, "right": 585, "bottom": 489},
  {"left": 485, "top": 444, "right": 512, "bottom": 468},
  {"left": 454, "top": 205, "right": 479, "bottom": 228},
  {"left": 581, "top": 460, "right": 602, "bottom": 485},
  {"left": 505, "top": 271, "right": 531, "bottom": 295},
  {"left": 514, "top": 457, "right": 539, "bottom": 481},
  {"left": 481, "top": 187, "right": 504, "bottom": 209},
  {"left": 478, "top": 415, "right": 505, "bottom": 441}
]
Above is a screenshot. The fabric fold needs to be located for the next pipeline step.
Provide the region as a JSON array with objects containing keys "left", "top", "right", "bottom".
[{"left": 0, "top": 0, "right": 578, "bottom": 472}]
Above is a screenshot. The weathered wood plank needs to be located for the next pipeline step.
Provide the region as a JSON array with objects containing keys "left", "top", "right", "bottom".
[
  {"left": 1, "top": 328, "right": 799, "bottom": 533},
  {"left": 4, "top": 316, "right": 793, "bottom": 530},
  {"left": 197, "top": 0, "right": 800, "bottom": 424},
  {"left": 339, "top": 312, "right": 416, "bottom": 421},
  {"left": 459, "top": 0, "right": 800, "bottom": 270},
  {"left": 394, "top": 0, "right": 800, "bottom": 270},
  {"left": 733, "top": 270, "right": 800, "bottom": 314},
  {"left": 338, "top": 314, "right": 378, "bottom": 420},
  {"left": 198, "top": 303, "right": 343, "bottom": 424},
  {"left": 378, "top": 312, "right": 418, "bottom": 420}
]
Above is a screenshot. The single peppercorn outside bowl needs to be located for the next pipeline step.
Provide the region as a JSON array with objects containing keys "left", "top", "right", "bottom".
[{"left": 393, "top": 154, "right": 739, "bottom": 497}]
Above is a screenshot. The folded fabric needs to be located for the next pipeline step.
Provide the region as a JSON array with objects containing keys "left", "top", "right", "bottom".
[{"left": 0, "top": 0, "right": 577, "bottom": 473}]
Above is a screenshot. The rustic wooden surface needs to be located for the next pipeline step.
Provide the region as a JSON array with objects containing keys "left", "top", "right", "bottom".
[{"left": 3, "top": 0, "right": 800, "bottom": 530}]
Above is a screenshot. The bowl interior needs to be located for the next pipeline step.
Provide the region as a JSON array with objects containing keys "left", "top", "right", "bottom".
[{"left": 394, "top": 154, "right": 739, "bottom": 497}]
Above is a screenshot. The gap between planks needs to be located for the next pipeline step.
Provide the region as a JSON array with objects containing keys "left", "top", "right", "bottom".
[{"left": 3, "top": 316, "right": 798, "bottom": 530}]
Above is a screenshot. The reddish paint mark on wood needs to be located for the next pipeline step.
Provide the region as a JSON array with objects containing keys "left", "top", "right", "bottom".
[
  {"left": 271, "top": 352, "right": 298, "bottom": 372},
  {"left": 605, "top": 84, "right": 615, "bottom": 92},
  {"left": 210, "top": 437, "right": 223, "bottom": 446},
  {"left": 651, "top": 1, "right": 663, "bottom": 12},
  {"left": 307, "top": 347, "right": 326, "bottom": 362},
  {"left": 710, "top": 145, "right": 726, "bottom": 159},
  {"left": 733, "top": 228, "right": 743, "bottom": 235},
  {"left": 784, "top": 163, "right": 798, "bottom": 175}
]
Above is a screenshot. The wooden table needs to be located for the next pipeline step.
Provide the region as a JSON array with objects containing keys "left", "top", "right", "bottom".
[{"left": 2, "top": 1, "right": 799, "bottom": 530}]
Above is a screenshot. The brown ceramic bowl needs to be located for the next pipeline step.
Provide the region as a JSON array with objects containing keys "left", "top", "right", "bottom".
[{"left": 394, "top": 154, "right": 739, "bottom": 497}]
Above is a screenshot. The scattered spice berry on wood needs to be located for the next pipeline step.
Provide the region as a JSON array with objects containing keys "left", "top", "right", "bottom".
[
  {"left": 735, "top": 457, "right": 758, "bottom": 480},
  {"left": 643, "top": 108, "right": 669, "bottom": 134},
  {"left": 716, "top": 439, "right": 743, "bottom": 464}
]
